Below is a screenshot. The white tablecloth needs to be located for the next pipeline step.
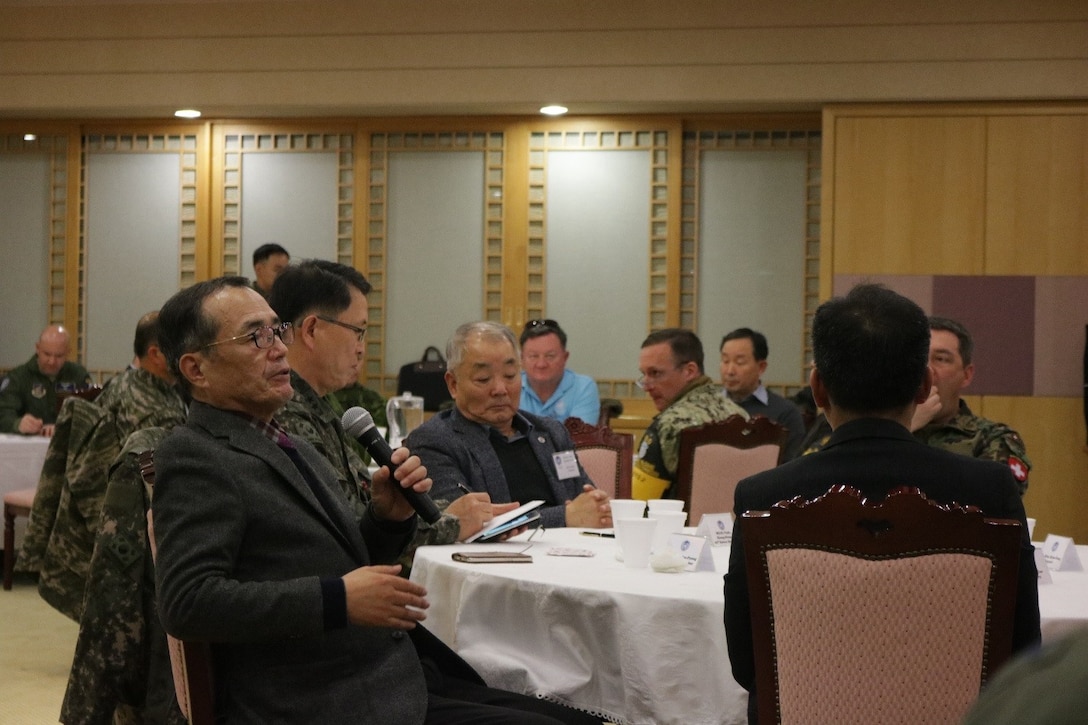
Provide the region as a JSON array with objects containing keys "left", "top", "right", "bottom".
[
  {"left": 410, "top": 532, "right": 1088, "bottom": 725},
  {"left": 0, "top": 433, "right": 50, "bottom": 497},
  {"left": 0, "top": 433, "right": 50, "bottom": 552},
  {"left": 411, "top": 528, "right": 746, "bottom": 725},
  {"left": 1036, "top": 544, "right": 1088, "bottom": 642}
]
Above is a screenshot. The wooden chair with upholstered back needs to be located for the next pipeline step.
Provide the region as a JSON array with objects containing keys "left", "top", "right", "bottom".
[
  {"left": 741, "top": 485, "right": 1022, "bottom": 725},
  {"left": 563, "top": 417, "right": 633, "bottom": 500},
  {"left": 140, "top": 450, "right": 217, "bottom": 725},
  {"left": 54, "top": 384, "right": 104, "bottom": 415},
  {"left": 674, "top": 414, "right": 787, "bottom": 522}
]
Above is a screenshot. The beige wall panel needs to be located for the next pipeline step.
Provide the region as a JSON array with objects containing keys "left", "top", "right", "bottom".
[
  {"left": 986, "top": 115, "right": 1088, "bottom": 275},
  {"left": 1, "top": 2, "right": 1086, "bottom": 117},
  {"left": 5, "top": 24, "right": 1087, "bottom": 75},
  {"left": 6, "top": 1, "right": 1086, "bottom": 38},
  {"left": 830, "top": 116, "right": 986, "bottom": 275},
  {"left": 981, "top": 396, "right": 1088, "bottom": 543}
]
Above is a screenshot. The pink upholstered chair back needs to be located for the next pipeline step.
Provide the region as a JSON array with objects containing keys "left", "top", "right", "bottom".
[
  {"left": 687, "top": 443, "right": 780, "bottom": 522},
  {"left": 564, "top": 417, "right": 633, "bottom": 500},
  {"left": 675, "top": 415, "right": 787, "bottom": 522},
  {"left": 741, "top": 486, "right": 1022, "bottom": 725},
  {"left": 576, "top": 447, "right": 621, "bottom": 498},
  {"left": 141, "top": 450, "right": 217, "bottom": 725}
]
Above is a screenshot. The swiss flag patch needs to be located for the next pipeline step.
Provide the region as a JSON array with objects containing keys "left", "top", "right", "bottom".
[{"left": 1008, "top": 456, "right": 1028, "bottom": 482}]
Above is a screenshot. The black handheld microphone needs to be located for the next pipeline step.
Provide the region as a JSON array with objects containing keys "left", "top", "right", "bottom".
[{"left": 341, "top": 406, "right": 441, "bottom": 524}]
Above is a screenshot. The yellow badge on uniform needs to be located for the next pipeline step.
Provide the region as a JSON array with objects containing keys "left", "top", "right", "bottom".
[{"left": 632, "top": 460, "right": 669, "bottom": 500}]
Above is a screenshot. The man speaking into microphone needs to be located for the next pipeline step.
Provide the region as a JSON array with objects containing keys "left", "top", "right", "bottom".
[
  {"left": 154, "top": 275, "right": 599, "bottom": 724},
  {"left": 268, "top": 259, "right": 511, "bottom": 550}
]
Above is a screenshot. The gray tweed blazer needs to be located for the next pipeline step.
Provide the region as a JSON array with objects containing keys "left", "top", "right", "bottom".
[
  {"left": 407, "top": 407, "right": 593, "bottom": 529},
  {"left": 153, "top": 401, "right": 428, "bottom": 724}
]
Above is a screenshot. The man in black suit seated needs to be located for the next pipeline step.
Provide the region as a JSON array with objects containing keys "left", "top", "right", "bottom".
[
  {"left": 153, "top": 276, "right": 600, "bottom": 724},
  {"left": 723, "top": 283, "right": 1041, "bottom": 724}
]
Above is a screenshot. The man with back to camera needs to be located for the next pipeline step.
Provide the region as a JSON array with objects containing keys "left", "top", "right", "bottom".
[
  {"left": 250, "top": 242, "right": 290, "bottom": 298},
  {"left": 719, "top": 327, "right": 806, "bottom": 460},
  {"left": 519, "top": 318, "right": 600, "bottom": 424},
  {"left": 910, "top": 316, "right": 1031, "bottom": 494},
  {"left": 409, "top": 320, "right": 612, "bottom": 530},
  {"left": 152, "top": 276, "right": 599, "bottom": 724},
  {"left": 96, "top": 310, "right": 187, "bottom": 442},
  {"left": 632, "top": 328, "right": 747, "bottom": 500},
  {"left": 268, "top": 259, "right": 519, "bottom": 544},
  {"left": 0, "top": 323, "right": 92, "bottom": 435},
  {"left": 723, "top": 284, "right": 1041, "bottom": 724}
]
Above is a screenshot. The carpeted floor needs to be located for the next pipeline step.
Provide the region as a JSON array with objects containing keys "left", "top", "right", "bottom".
[{"left": 0, "top": 574, "right": 78, "bottom": 725}]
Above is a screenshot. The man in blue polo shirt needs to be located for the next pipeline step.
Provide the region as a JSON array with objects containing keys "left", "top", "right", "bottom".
[{"left": 518, "top": 319, "right": 600, "bottom": 424}]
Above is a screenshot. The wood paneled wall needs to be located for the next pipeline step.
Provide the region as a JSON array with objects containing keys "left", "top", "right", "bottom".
[
  {"left": 823, "top": 103, "right": 1088, "bottom": 543},
  {"left": 2, "top": 1, "right": 1086, "bottom": 118}
]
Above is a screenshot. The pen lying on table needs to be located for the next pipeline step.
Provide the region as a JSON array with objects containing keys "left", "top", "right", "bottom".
[{"left": 580, "top": 531, "right": 615, "bottom": 538}]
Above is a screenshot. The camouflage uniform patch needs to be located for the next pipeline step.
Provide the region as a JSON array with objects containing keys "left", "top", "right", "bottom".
[
  {"left": 635, "top": 376, "right": 748, "bottom": 498},
  {"left": 61, "top": 426, "right": 187, "bottom": 724},
  {"left": 325, "top": 382, "right": 388, "bottom": 465},
  {"left": 97, "top": 367, "right": 187, "bottom": 443},
  {"left": 914, "top": 399, "right": 1032, "bottom": 495},
  {"left": 276, "top": 372, "right": 460, "bottom": 574},
  {"left": 276, "top": 372, "right": 371, "bottom": 516},
  {"left": 17, "top": 396, "right": 122, "bottom": 624},
  {"left": 328, "top": 382, "right": 388, "bottom": 428}
]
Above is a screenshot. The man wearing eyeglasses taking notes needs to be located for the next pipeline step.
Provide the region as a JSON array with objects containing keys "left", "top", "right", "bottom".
[
  {"left": 519, "top": 318, "right": 600, "bottom": 424},
  {"left": 152, "top": 276, "right": 598, "bottom": 724},
  {"left": 410, "top": 321, "right": 612, "bottom": 530}
]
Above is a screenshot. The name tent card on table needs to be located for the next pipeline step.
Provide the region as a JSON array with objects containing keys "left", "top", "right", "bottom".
[
  {"left": 1042, "top": 534, "right": 1083, "bottom": 572},
  {"left": 666, "top": 534, "right": 716, "bottom": 572},
  {"left": 696, "top": 513, "right": 734, "bottom": 546},
  {"left": 1033, "top": 548, "right": 1053, "bottom": 585}
]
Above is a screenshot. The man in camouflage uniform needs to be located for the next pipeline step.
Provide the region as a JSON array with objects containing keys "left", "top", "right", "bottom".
[
  {"left": 0, "top": 324, "right": 92, "bottom": 435},
  {"left": 16, "top": 394, "right": 121, "bottom": 621},
  {"left": 633, "top": 328, "right": 748, "bottom": 499},
  {"left": 61, "top": 426, "right": 187, "bottom": 725},
  {"left": 911, "top": 316, "right": 1031, "bottom": 494},
  {"left": 327, "top": 380, "right": 387, "bottom": 465},
  {"left": 97, "top": 311, "right": 187, "bottom": 442},
  {"left": 267, "top": 260, "right": 504, "bottom": 561}
]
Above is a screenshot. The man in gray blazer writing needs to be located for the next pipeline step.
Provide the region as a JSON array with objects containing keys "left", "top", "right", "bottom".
[
  {"left": 153, "top": 277, "right": 599, "bottom": 724},
  {"left": 409, "top": 321, "right": 612, "bottom": 530}
]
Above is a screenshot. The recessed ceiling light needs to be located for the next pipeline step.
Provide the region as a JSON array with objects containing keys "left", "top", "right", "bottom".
[
  {"left": 174, "top": 109, "right": 202, "bottom": 119},
  {"left": 23, "top": 133, "right": 37, "bottom": 141},
  {"left": 540, "top": 105, "right": 569, "bottom": 116}
]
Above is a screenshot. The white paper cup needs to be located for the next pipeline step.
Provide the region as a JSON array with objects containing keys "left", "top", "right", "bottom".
[
  {"left": 648, "top": 509, "right": 687, "bottom": 553},
  {"left": 647, "top": 499, "right": 685, "bottom": 514},
  {"left": 610, "top": 499, "right": 647, "bottom": 520},
  {"left": 614, "top": 517, "right": 658, "bottom": 569}
]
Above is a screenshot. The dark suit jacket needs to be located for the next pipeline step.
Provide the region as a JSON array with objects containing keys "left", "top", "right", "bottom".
[
  {"left": 407, "top": 407, "right": 593, "bottom": 529},
  {"left": 154, "top": 401, "right": 431, "bottom": 724},
  {"left": 723, "top": 417, "right": 1041, "bottom": 719}
]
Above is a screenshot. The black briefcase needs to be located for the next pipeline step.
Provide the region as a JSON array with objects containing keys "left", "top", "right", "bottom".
[{"left": 397, "top": 346, "right": 453, "bottom": 411}]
